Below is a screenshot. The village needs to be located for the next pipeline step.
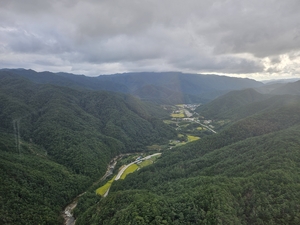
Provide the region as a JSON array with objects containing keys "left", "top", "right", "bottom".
[{"left": 163, "top": 104, "right": 222, "bottom": 148}]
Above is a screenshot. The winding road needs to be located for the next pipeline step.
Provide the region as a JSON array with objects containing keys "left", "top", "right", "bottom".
[{"left": 115, "top": 153, "right": 161, "bottom": 180}]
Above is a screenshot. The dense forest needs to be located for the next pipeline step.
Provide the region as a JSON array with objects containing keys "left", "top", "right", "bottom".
[
  {"left": 0, "top": 71, "right": 176, "bottom": 224},
  {"left": 2, "top": 70, "right": 300, "bottom": 224},
  {"left": 75, "top": 90, "right": 300, "bottom": 224}
]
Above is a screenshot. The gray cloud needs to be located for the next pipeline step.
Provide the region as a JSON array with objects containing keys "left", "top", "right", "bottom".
[{"left": 1, "top": 0, "right": 300, "bottom": 79}]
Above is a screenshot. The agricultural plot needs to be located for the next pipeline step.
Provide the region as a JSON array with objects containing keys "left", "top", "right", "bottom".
[
  {"left": 120, "top": 164, "right": 139, "bottom": 179},
  {"left": 96, "top": 175, "right": 116, "bottom": 196},
  {"left": 96, "top": 154, "right": 161, "bottom": 197},
  {"left": 187, "top": 135, "right": 200, "bottom": 142},
  {"left": 138, "top": 159, "right": 153, "bottom": 168},
  {"left": 171, "top": 113, "right": 185, "bottom": 118},
  {"left": 171, "top": 105, "right": 186, "bottom": 118},
  {"left": 163, "top": 120, "right": 174, "bottom": 124}
]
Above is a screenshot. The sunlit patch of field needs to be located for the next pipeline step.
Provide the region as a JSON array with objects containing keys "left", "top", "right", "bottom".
[
  {"left": 96, "top": 175, "right": 116, "bottom": 196},
  {"left": 176, "top": 142, "right": 187, "bottom": 146},
  {"left": 163, "top": 120, "right": 179, "bottom": 125},
  {"left": 96, "top": 154, "right": 161, "bottom": 197},
  {"left": 196, "top": 126, "right": 203, "bottom": 130},
  {"left": 181, "top": 124, "right": 189, "bottom": 127},
  {"left": 171, "top": 108, "right": 185, "bottom": 118},
  {"left": 171, "top": 113, "right": 185, "bottom": 118},
  {"left": 120, "top": 164, "right": 139, "bottom": 179},
  {"left": 187, "top": 135, "right": 200, "bottom": 142},
  {"left": 170, "top": 139, "right": 187, "bottom": 147}
]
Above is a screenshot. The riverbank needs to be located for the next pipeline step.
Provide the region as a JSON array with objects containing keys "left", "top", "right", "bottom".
[{"left": 62, "top": 153, "right": 125, "bottom": 225}]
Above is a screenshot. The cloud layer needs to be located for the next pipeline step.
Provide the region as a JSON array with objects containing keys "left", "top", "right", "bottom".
[{"left": 1, "top": 0, "right": 300, "bottom": 79}]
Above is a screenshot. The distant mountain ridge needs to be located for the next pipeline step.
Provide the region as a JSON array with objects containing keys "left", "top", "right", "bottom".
[{"left": 1, "top": 69, "right": 263, "bottom": 104}]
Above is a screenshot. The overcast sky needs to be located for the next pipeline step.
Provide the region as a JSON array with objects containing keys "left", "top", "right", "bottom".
[{"left": 1, "top": 0, "right": 300, "bottom": 80}]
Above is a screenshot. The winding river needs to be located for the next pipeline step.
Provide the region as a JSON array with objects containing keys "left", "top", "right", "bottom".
[{"left": 62, "top": 154, "right": 124, "bottom": 225}]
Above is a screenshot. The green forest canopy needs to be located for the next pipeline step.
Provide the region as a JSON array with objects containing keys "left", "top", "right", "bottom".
[{"left": 76, "top": 92, "right": 300, "bottom": 224}]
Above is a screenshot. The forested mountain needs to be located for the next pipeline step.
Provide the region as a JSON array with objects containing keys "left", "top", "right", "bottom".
[
  {"left": 196, "top": 88, "right": 269, "bottom": 119},
  {"left": 255, "top": 79, "right": 300, "bottom": 95},
  {"left": 197, "top": 87, "right": 300, "bottom": 122},
  {"left": 1, "top": 69, "right": 263, "bottom": 104},
  {"left": 2, "top": 68, "right": 300, "bottom": 224},
  {"left": 75, "top": 92, "right": 300, "bottom": 224},
  {"left": 270, "top": 80, "right": 300, "bottom": 95},
  {"left": 0, "top": 71, "right": 176, "bottom": 224}
]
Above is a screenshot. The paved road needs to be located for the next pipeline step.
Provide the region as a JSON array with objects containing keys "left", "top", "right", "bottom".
[
  {"left": 115, "top": 161, "right": 136, "bottom": 180},
  {"left": 195, "top": 120, "right": 217, "bottom": 134},
  {"left": 104, "top": 153, "right": 162, "bottom": 197},
  {"left": 115, "top": 153, "right": 162, "bottom": 180}
]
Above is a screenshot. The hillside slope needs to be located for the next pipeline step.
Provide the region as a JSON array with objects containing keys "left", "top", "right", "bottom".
[
  {"left": 0, "top": 134, "right": 89, "bottom": 225},
  {"left": 0, "top": 71, "right": 176, "bottom": 224},
  {"left": 270, "top": 80, "right": 300, "bottom": 95},
  {"left": 196, "top": 88, "right": 268, "bottom": 119},
  {"left": 197, "top": 88, "right": 300, "bottom": 123}
]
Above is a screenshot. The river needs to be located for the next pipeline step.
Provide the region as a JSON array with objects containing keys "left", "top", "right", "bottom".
[{"left": 62, "top": 154, "right": 125, "bottom": 225}]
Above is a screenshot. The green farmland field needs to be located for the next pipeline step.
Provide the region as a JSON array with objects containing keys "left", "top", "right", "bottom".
[
  {"left": 187, "top": 135, "right": 200, "bottom": 142},
  {"left": 120, "top": 164, "right": 139, "bottom": 179},
  {"left": 171, "top": 113, "right": 185, "bottom": 118},
  {"left": 138, "top": 160, "right": 153, "bottom": 168},
  {"left": 96, "top": 175, "right": 116, "bottom": 196}
]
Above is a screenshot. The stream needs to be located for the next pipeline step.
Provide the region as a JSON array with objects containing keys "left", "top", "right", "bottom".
[{"left": 62, "top": 154, "right": 125, "bottom": 225}]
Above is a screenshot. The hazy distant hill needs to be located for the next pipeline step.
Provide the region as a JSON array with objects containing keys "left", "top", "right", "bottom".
[
  {"left": 196, "top": 88, "right": 269, "bottom": 119},
  {"left": 270, "top": 80, "right": 300, "bottom": 95},
  {"left": 254, "top": 82, "right": 285, "bottom": 94},
  {"left": 197, "top": 86, "right": 300, "bottom": 123},
  {"left": 95, "top": 72, "right": 262, "bottom": 95},
  {"left": 262, "top": 78, "right": 300, "bottom": 84},
  {"left": 2, "top": 69, "right": 263, "bottom": 104}
]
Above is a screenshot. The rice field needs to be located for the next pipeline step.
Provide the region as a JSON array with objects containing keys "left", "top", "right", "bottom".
[
  {"left": 96, "top": 154, "right": 161, "bottom": 197},
  {"left": 120, "top": 164, "right": 139, "bottom": 179},
  {"left": 138, "top": 159, "right": 153, "bottom": 168},
  {"left": 171, "top": 113, "right": 185, "bottom": 118},
  {"left": 187, "top": 135, "right": 200, "bottom": 142},
  {"left": 96, "top": 175, "right": 116, "bottom": 196}
]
